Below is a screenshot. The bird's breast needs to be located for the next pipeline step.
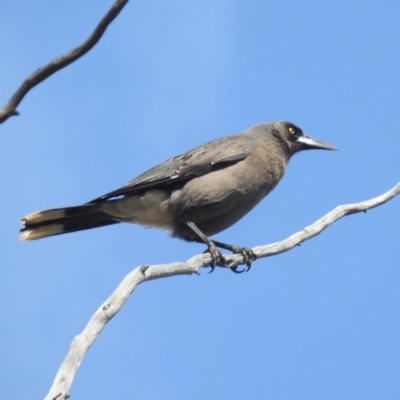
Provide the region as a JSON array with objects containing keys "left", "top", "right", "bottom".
[{"left": 169, "top": 144, "right": 287, "bottom": 237}]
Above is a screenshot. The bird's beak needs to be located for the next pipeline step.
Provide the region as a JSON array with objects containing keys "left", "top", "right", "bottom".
[{"left": 296, "top": 135, "right": 338, "bottom": 150}]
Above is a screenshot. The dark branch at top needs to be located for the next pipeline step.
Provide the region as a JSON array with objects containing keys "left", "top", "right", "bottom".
[{"left": 0, "top": 0, "right": 129, "bottom": 124}]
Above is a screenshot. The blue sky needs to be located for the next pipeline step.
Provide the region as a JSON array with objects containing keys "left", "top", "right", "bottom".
[{"left": 1, "top": 1, "right": 399, "bottom": 399}]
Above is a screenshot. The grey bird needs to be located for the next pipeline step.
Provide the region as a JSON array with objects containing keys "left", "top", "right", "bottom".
[{"left": 20, "top": 121, "right": 337, "bottom": 272}]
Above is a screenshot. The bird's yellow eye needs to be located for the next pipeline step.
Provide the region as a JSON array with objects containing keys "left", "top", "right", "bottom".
[{"left": 288, "top": 127, "right": 296, "bottom": 134}]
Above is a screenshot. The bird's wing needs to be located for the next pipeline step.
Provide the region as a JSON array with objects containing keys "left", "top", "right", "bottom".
[{"left": 90, "top": 134, "right": 255, "bottom": 202}]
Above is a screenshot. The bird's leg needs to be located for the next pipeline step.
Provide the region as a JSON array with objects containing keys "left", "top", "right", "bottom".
[
  {"left": 186, "top": 221, "right": 225, "bottom": 271},
  {"left": 211, "top": 240, "right": 257, "bottom": 273}
]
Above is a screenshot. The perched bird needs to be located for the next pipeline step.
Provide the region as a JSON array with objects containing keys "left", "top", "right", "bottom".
[{"left": 20, "top": 121, "right": 336, "bottom": 271}]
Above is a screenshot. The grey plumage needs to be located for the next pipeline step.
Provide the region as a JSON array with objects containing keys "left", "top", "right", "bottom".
[{"left": 20, "top": 121, "right": 336, "bottom": 268}]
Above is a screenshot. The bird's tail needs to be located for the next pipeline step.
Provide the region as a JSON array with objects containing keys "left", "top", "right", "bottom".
[{"left": 19, "top": 204, "right": 119, "bottom": 241}]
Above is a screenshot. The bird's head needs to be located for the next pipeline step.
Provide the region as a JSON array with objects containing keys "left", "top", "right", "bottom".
[{"left": 271, "top": 121, "right": 337, "bottom": 155}]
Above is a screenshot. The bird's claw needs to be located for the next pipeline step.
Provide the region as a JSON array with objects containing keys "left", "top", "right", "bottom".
[
  {"left": 203, "top": 243, "right": 256, "bottom": 273},
  {"left": 206, "top": 245, "right": 225, "bottom": 273},
  {"left": 229, "top": 246, "right": 257, "bottom": 273}
]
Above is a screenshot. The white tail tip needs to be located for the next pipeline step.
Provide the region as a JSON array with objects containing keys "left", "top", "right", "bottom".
[{"left": 19, "top": 224, "right": 64, "bottom": 241}]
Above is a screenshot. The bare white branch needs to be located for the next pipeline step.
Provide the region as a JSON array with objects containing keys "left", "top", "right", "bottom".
[{"left": 44, "top": 182, "right": 400, "bottom": 400}]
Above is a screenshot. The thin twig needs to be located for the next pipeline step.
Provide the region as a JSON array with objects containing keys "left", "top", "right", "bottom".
[
  {"left": 44, "top": 182, "right": 400, "bottom": 400},
  {"left": 0, "top": 0, "right": 129, "bottom": 124}
]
